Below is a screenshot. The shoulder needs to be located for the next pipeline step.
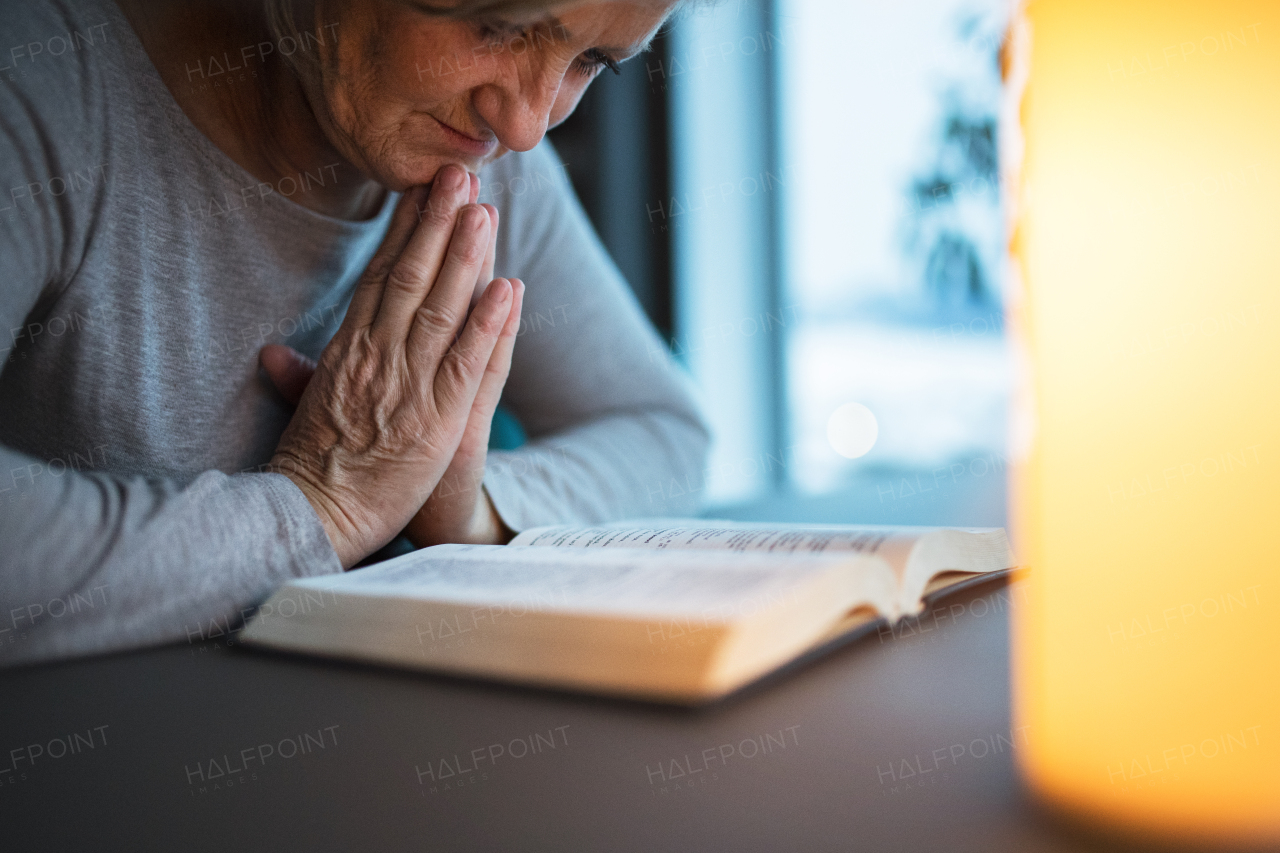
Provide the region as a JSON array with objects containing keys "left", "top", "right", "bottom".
[
  {"left": 0, "top": 0, "right": 131, "bottom": 297},
  {"left": 0, "top": 0, "right": 127, "bottom": 178},
  {"left": 0, "top": 0, "right": 121, "bottom": 105},
  {"left": 0, "top": 0, "right": 112, "bottom": 43}
]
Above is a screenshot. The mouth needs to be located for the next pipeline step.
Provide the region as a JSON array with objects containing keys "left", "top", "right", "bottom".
[{"left": 430, "top": 114, "right": 499, "bottom": 158}]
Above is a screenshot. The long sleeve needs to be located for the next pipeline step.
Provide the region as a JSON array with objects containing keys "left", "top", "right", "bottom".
[
  {"left": 0, "top": 0, "right": 346, "bottom": 665},
  {"left": 481, "top": 142, "right": 712, "bottom": 530},
  {"left": 0, "top": 449, "right": 341, "bottom": 664}
]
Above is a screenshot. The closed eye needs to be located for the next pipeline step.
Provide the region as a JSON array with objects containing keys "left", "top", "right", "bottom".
[{"left": 573, "top": 48, "right": 621, "bottom": 77}]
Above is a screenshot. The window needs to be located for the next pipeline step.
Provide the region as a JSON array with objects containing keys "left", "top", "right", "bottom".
[{"left": 668, "top": 0, "right": 1012, "bottom": 524}]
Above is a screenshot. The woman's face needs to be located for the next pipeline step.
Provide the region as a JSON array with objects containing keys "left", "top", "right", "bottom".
[{"left": 310, "top": 0, "right": 675, "bottom": 190}]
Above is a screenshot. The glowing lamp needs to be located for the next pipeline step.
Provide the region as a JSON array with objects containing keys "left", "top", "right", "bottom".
[{"left": 1007, "top": 0, "right": 1279, "bottom": 844}]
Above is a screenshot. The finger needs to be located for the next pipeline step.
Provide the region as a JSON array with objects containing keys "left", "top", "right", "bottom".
[
  {"left": 468, "top": 172, "right": 480, "bottom": 205},
  {"left": 460, "top": 278, "right": 524, "bottom": 452},
  {"left": 404, "top": 203, "right": 491, "bottom": 363},
  {"left": 472, "top": 205, "right": 499, "bottom": 307},
  {"left": 259, "top": 344, "right": 317, "bottom": 407},
  {"left": 343, "top": 185, "right": 429, "bottom": 330},
  {"left": 371, "top": 164, "right": 474, "bottom": 343},
  {"left": 429, "top": 277, "right": 513, "bottom": 422}
]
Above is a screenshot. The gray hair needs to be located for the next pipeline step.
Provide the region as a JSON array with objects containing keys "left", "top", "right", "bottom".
[{"left": 261, "top": 0, "right": 321, "bottom": 85}]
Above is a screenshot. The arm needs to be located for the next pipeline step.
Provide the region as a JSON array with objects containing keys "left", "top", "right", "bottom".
[
  {"left": 0, "top": 10, "right": 341, "bottom": 663},
  {"left": 0, "top": 3, "right": 514, "bottom": 660},
  {"left": 2, "top": 179, "right": 516, "bottom": 665},
  {"left": 0, "top": 447, "right": 341, "bottom": 663},
  {"left": 0, "top": 83, "right": 342, "bottom": 663},
  {"left": 479, "top": 141, "right": 712, "bottom": 530}
]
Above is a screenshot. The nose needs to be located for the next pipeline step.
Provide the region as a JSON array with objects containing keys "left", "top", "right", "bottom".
[{"left": 472, "top": 62, "right": 564, "bottom": 153}]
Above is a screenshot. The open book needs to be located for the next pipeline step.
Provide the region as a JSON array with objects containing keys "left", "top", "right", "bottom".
[{"left": 241, "top": 521, "right": 1015, "bottom": 703}]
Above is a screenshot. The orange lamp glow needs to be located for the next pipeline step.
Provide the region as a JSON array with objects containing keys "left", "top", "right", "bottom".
[{"left": 1007, "top": 0, "right": 1279, "bottom": 845}]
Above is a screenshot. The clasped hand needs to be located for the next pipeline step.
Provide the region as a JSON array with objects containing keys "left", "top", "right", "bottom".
[{"left": 262, "top": 165, "right": 524, "bottom": 568}]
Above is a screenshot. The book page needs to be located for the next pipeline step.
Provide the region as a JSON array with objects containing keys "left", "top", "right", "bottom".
[
  {"left": 510, "top": 522, "right": 935, "bottom": 587},
  {"left": 510, "top": 522, "right": 915, "bottom": 555},
  {"left": 287, "top": 544, "right": 866, "bottom": 622},
  {"left": 511, "top": 522, "right": 1012, "bottom": 610}
]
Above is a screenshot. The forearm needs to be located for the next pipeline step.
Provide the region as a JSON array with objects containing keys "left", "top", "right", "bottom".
[{"left": 0, "top": 445, "right": 340, "bottom": 665}]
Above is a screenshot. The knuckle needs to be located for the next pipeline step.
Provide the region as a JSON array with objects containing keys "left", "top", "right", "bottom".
[
  {"left": 450, "top": 240, "right": 485, "bottom": 268},
  {"left": 363, "top": 253, "right": 395, "bottom": 283},
  {"left": 385, "top": 258, "right": 430, "bottom": 297},
  {"left": 461, "top": 343, "right": 487, "bottom": 372},
  {"left": 435, "top": 357, "right": 470, "bottom": 400},
  {"left": 474, "top": 314, "right": 503, "bottom": 340},
  {"left": 419, "top": 196, "right": 457, "bottom": 229},
  {"left": 474, "top": 302, "right": 507, "bottom": 336},
  {"left": 415, "top": 304, "right": 459, "bottom": 335},
  {"left": 349, "top": 352, "right": 383, "bottom": 390},
  {"left": 333, "top": 333, "right": 385, "bottom": 388},
  {"left": 448, "top": 344, "right": 485, "bottom": 383}
]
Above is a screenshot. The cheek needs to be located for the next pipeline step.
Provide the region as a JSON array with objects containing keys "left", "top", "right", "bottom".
[
  {"left": 370, "top": 39, "right": 437, "bottom": 106},
  {"left": 357, "top": 18, "right": 475, "bottom": 115}
]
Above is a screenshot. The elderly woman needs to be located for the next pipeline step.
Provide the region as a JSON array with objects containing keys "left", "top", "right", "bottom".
[{"left": 0, "top": 0, "right": 708, "bottom": 663}]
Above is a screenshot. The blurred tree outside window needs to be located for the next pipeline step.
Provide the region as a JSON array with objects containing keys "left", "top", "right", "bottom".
[{"left": 779, "top": 0, "right": 1012, "bottom": 501}]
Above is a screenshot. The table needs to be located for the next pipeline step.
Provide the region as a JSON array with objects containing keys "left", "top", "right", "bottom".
[{"left": 0, "top": 578, "right": 1142, "bottom": 852}]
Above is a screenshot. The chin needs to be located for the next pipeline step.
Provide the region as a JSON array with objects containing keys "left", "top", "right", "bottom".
[
  {"left": 372, "top": 150, "right": 505, "bottom": 192},
  {"left": 363, "top": 155, "right": 445, "bottom": 193}
]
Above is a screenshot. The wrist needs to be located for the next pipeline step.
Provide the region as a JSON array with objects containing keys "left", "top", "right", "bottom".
[
  {"left": 274, "top": 460, "right": 364, "bottom": 568},
  {"left": 403, "top": 483, "right": 512, "bottom": 547},
  {"left": 469, "top": 486, "right": 514, "bottom": 545}
]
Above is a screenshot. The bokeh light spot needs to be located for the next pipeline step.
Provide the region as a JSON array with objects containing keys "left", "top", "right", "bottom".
[{"left": 826, "top": 402, "right": 879, "bottom": 459}]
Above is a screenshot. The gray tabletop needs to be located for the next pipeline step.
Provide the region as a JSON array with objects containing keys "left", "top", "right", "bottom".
[{"left": 0, "top": 577, "right": 1141, "bottom": 852}]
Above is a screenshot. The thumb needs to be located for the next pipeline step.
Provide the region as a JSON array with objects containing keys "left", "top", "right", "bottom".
[{"left": 259, "top": 344, "right": 317, "bottom": 406}]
